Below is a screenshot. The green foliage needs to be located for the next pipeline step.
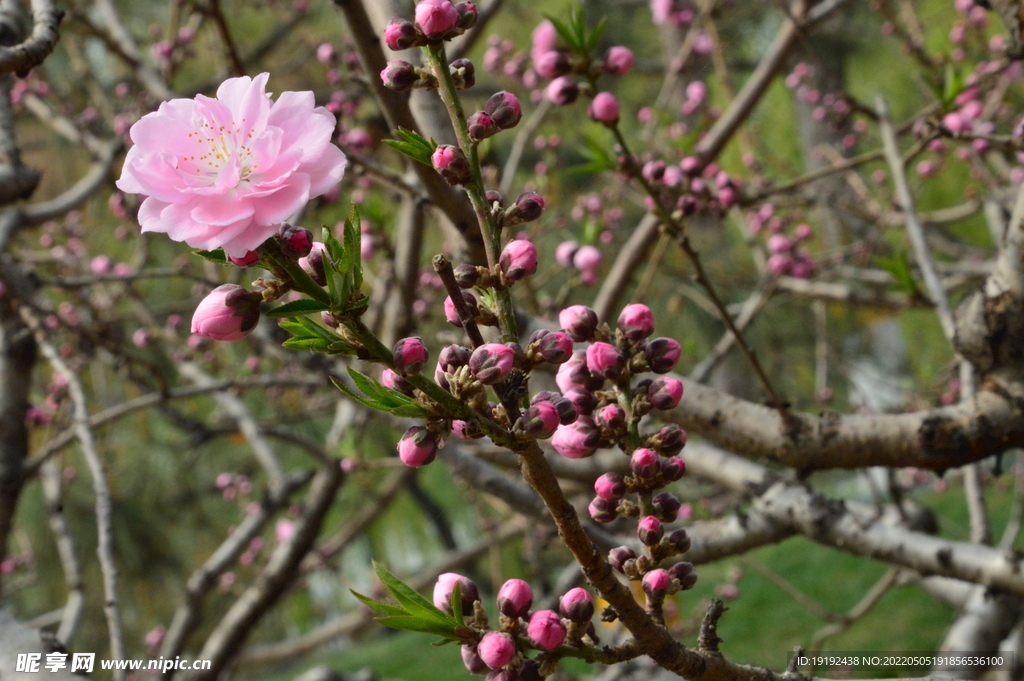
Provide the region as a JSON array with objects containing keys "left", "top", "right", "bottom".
[
  {"left": 330, "top": 368, "right": 429, "bottom": 418},
  {"left": 382, "top": 128, "right": 439, "bottom": 167}
]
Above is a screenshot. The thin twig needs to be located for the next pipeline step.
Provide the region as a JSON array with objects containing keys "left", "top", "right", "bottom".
[{"left": 41, "top": 458, "right": 84, "bottom": 646}]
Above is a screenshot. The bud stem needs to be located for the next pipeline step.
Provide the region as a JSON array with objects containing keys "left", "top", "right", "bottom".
[{"left": 432, "top": 254, "right": 486, "bottom": 347}]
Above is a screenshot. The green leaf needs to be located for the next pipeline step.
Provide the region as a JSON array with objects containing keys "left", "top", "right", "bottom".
[
  {"left": 327, "top": 340, "right": 358, "bottom": 355},
  {"left": 373, "top": 616, "right": 458, "bottom": 638},
  {"left": 347, "top": 368, "right": 407, "bottom": 409},
  {"left": 345, "top": 205, "right": 363, "bottom": 291},
  {"left": 294, "top": 316, "right": 337, "bottom": 341},
  {"left": 942, "top": 62, "right": 964, "bottom": 107},
  {"left": 876, "top": 253, "right": 919, "bottom": 294},
  {"left": 390, "top": 404, "right": 430, "bottom": 419},
  {"left": 450, "top": 581, "right": 465, "bottom": 628},
  {"left": 282, "top": 337, "right": 331, "bottom": 352},
  {"left": 382, "top": 128, "right": 437, "bottom": 167},
  {"left": 193, "top": 249, "right": 231, "bottom": 266},
  {"left": 330, "top": 376, "right": 390, "bottom": 411},
  {"left": 277, "top": 320, "right": 310, "bottom": 337},
  {"left": 373, "top": 560, "right": 453, "bottom": 625},
  {"left": 350, "top": 589, "right": 408, "bottom": 617},
  {"left": 543, "top": 13, "right": 581, "bottom": 53},
  {"left": 586, "top": 16, "right": 608, "bottom": 53},
  {"left": 567, "top": 133, "right": 616, "bottom": 175},
  {"left": 265, "top": 299, "right": 330, "bottom": 319}
]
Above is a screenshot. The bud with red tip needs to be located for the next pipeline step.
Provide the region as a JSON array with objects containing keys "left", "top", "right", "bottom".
[
  {"left": 432, "top": 145, "right": 471, "bottom": 185},
  {"left": 588, "top": 496, "right": 619, "bottom": 523},
  {"left": 527, "top": 610, "right": 566, "bottom": 651},
  {"left": 469, "top": 343, "right": 515, "bottom": 384},
  {"left": 551, "top": 396, "right": 580, "bottom": 425},
  {"left": 381, "top": 60, "right": 419, "bottom": 91},
  {"left": 563, "top": 388, "right": 596, "bottom": 415},
  {"left": 382, "top": 368, "right": 415, "bottom": 396},
  {"left": 594, "top": 472, "right": 625, "bottom": 501},
  {"left": 617, "top": 304, "right": 655, "bottom": 340},
  {"left": 299, "top": 242, "right": 327, "bottom": 286},
  {"left": 384, "top": 19, "right": 419, "bottom": 50},
  {"left": 604, "top": 46, "right": 634, "bottom": 75},
  {"left": 455, "top": 2, "right": 478, "bottom": 29},
  {"left": 192, "top": 285, "right": 262, "bottom": 341},
  {"left": 527, "top": 329, "right": 573, "bottom": 365},
  {"left": 433, "top": 572, "right": 480, "bottom": 614},
  {"left": 551, "top": 416, "right": 600, "bottom": 458},
  {"left": 588, "top": 92, "right": 620, "bottom": 123},
  {"left": 645, "top": 337, "right": 681, "bottom": 373},
  {"left": 444, "top": 292, "right": 479, "bottom": 327},
  {"left": 595, "top": 403, "right": 625, "bottom": 430},
  {"left": 535, "top": 50, "right": 571, "bottom": 79},
  {"left": 642, "top": 568, "right": 672, "bottom": 599},
  {"left": 608, "top": 546, "right": 636, "bottom": 573},
  {"left": 485, "top": 91, "right": 522, "bottom": 129},
  {"left": 393, "top": 337, "right": 429, "bottom": 375},
  {"left": 631, "top": 448, "right": 660, "bottom": 480},
  {"left": 504, "top": 191, "right": 546, "bottom": 226},
  {"left": 559, "top": 305, "right": 598, "bottom": 342},
  {"left": 661, "top": 456, "right": 686, "bottom": 482},
  {"left": 499, "top": 239, "right": 538, "bottom": 281},
  {"left": 478, "top": 631, "right": 515, "bottom": 669},
  {"left": 462, "top": 646, "right": 489, "bottom": 675},
  {"left": 668, "top": 561, "right": 698, "bottom": 590},
  {"left": 398, "top": 426, "right": 438, "bottom": 467},
  {"left": 546, "top": 76, "right": 579, "bottom": 105},
  {"left": 586, "top": 342, "right": 626, "bottom": 381},
  {"left": 559, "top": 588, "right": 595, "bottom": 623},
  {"left": 647, "top": 377, "right": 684, "bottom": 410},
  {"left": 229, "top": 250, "right": 259, "bottom": 267},
  {"left": 522, "top": 402, "right": 560, "bottom": 438},
  {"left": 468, "top": 111, "right": 497, "bottom": 141},
  {"left": 415, "top": 0, "right": 460, "bottom": 39},
  {"left": 276, "top": 224, "right": 313, "bottom": 259},
  {"left": 638, "top": 515, "right": 664, "bottom": 545},
  {"left": 653, "top": 492, "right": 682, "bottom": 522},
  {"left": 450, "top": 57, "right": 476, "bottom": 89},
  {"left": 497, "top": 578, "right": 534, "bottom": 619}
]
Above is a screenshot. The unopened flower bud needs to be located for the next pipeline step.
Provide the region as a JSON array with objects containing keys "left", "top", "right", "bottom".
[
  {"left": 513, "top": 191, "right": 545, "bottom": 223},
  {"left": 545, "top": 76, "right": 579, "bottom": 105},
  {"left": 393, "top": 337, "right": 429, "bottom": 375},
  {"left": 531, "top": 391, "right": 561, "bottom": 405},
  {"left": 468, "top": 111, "right": 497, "bottom": 141},
  {"left": 522, "top": 402, "right": 560, "bottom": 438},
  {"left": 559, "top": 588, "right": 595, "bottom": 623},
  {"left": 499, "top": 239, "right": 538, "bottom": 281},
  {"left": 563, "top": 388, "right": 596, "bottom": 415},
  {"left": 381, "top": 60, "right": 419, "bottom": 91},
  {"left": 276, "top": 224, "right": 313, "bottom": 259},
  {"left": 603, "top": 46, "right": 634, "bottom": 75},
  {"left": 321, "top": 311, "right": 339, "bottom": 328},
  {"left": 631, "top": 448, "right": 660, "bottom": 480},
  {"left": 452, "top": 419, "right": 484, "bottom": 439},
  {"left": 551, "top": 396, "right": 580, "bottom": 425},
  {"left": 497, "top": 578, "right": 534, "bottom": 619},
  {"left": 668, "top": 561, "right": 698, "bottom": 590},
  {"left": 444, "top": 292, "right": 479, "bottom": 327},
  {"left": 485, "top": 190, "right": 504, "bottom": 208},
  {"left": 416, "top": 0, "right": 460, "bottom": 39},
  {"left": 594, "top": 472, "right": 626, "bottom": 501},
  {"left": 462, "top": 646, "right": 489, "bottom": 675},
  {"left": 588, "top": 92, "right": 620, "bottom": 123},
  {"left": 527, "top": 329, "right": 573, "bottom": 364},
  {"left": 661, "top": 456, "right": 686, "bottom": 482},
  {"left": 638, "top": 515, "right": 664, "bottom": 545},
  {"left": 608, "top": 546, "right": 636, "bottom": 573},
  {"left": 382, "top": 368, "right": 415, "bottom": 396},
  {"left": 555, "top": 240, "right": 579, "bottom": 268},
  {"left": 229, "top": 250, "right": 259, "bottom": 267},
  {"left": 455, "top": 2, "right": 478, "bottom": 29},
  {"left": 433, "top": 572, "right": 480, "bottom": 614},
  {"left": 586, "top": 342, "right": 626, "bottom": 381},
  {"left": 384, "top": 19, "right": 419, "bottom": 50},
  {"left": 453, "top": 264, "right": 482, "bottom": 288},
  {"left": 450, "top": 57, "right": 476, "bottom": 89},
  {"left": 648, "top": 425, "right": 687, "bottom": 456},
  {"left": 653, "top": 492, "right": 682, "bottom": 521},
  {"left": 647, "top": 377, "right": 684, "bottom": 410},
  {"left": 478, "top": 631, "right": 515, "bottom": 669},
  {"left": 645, "top": 337, "right": 681, "bottom": 374},
  {"left": 317, "top": 42, "right": 337, "bottom": 65},
  {"left": 552, "top": 416, "right": 600, "bottom": 458},
  {"left": 397, "top": 426, "right": 438, "bottom": 467},
  {"left": 595, "top": 403, "right": 625, "bottom": 430},
  {"left": 469, "top": 343, "right": 515, "bottom": 384},
  {"left": 558, "top": 305, "right": 598, "bottom": 342},
  {"left": 485, "top": 91, "right": 522, "bottom": 129},
  {"left": 668, "top": 528, "right": 691, "bottom": 554},
  {"left": 527, "top": 610, "right": 566, "bottom": 651},
  {"left": 617, "top": 304, "right": 655, "bottom": 341},
  {"left": 588, "top": 496, "right": 619, "bottom": 523},
  {"left": 191, "top": 285, "right": 262, "bottom": 341},
  {"left": 299, "top": 242, "right": 327, "bottom": 286},
  {"left": 535, "top": 50, "right": 571, "bottom": 79},
  {"left": 642, "top": 568, "right": 671, "bottom": 598},
  {"left": 432, "top": 145, "right": 471, "bottom": 185}
]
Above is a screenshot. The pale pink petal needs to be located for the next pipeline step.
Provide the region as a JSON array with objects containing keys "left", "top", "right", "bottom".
[
  {"left": 191, "top": 190, "right": 254, "bottom": 226},
  {"left": 220, "top": 221, "right": 281, "bottom": 257},
  {"left": 129, "top": 99, "right": 199, "bottom": 157},
  {"left": 251, "top": 173, "right": 310, "bottom": 224},
  {"left": 249, "top": 127, "right": 283, "bottom": 172},
  {"left": 302, "top": 144, "right": 347, "bottom": 197},
  {"left": 137, "top": 197, "right": 171, "bottom": 233}
]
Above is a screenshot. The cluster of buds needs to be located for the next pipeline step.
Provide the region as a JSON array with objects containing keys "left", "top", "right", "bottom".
[
  {"left": 384, "top": 0, "right": 478, "bottom": 50},
  {"left": 433, "top": 573, "right": 601, "bottom": 678},
  {"left": 639, "top": 157, "right": 739, "bottom": 220},
  {"left": 748, "top": 204, "right": 816, "bottom": 279}
]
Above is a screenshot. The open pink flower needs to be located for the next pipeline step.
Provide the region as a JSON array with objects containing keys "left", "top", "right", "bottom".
[{"left": 117, "top": 73, "right": 347, "bottom": 258}]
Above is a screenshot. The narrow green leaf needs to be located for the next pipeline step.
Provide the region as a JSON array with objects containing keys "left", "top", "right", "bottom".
[
  {"left": 282, "top": 337, "right": 331, "bottom": 352},
  {"left": 278, "top": 320, "right": 311, "bottom": 337},
  {"left": 347, "top": 368, "right": 405, "bottom": 409},
  {"left": 373, "top": 616, "right": 458, "bottom": 638},
  {"left": 390, "top": 404, "right": 430, "bottom": 419},
  {"left": 330, "top": 376, "right": 391, "bottom": 411},
  {"left": 350, "top": 589, "right": 408, "bottom": 617},
  {"left": 587, "top": 16, "right": 608, "bottom": 53},
  {"left": 265, "top": 299, "right": 330, "bottom": 319},
  {"left": 295, "top": 316, "right": 337, "bottom": 341},
  {"left": 543, "top": 13, "right": 580, "bottom": 53},
  {"left": 373, "top": 561, "right": 453, "bottom": 625},
  {"left": 327, "top": 341, "right": 357, "bottom": 355},
  {"left": 450, "top": 581, "right": 465, "bottom": 628},
  {"left": 382, "top": 139, "right": 434, "bottom": 167},
  {"left": 346, "top": 205, "right": 363, "bottom": 291},
  {"left": 193, "top": 249, "right": 231, "bottom": 266}
]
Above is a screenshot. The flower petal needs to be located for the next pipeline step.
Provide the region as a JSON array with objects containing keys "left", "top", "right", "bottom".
[
  {"left": 190, "top": 189, "right": 254, "bottom": 226},
  {"left": 251, "top": 172, "right": 310, "bottom": 224}
]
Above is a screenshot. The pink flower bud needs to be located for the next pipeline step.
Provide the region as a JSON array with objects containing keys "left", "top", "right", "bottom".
[
  {"left": 588, "top": 92, "right": 620, "bottom": 123},
  {"left": 586, "top": 341, "right": 625, "bottom": 380},
  {"left": 469, "top": 343, "right": 515, "bottom": 384},
  {"left": 551, "top": 416, "right": 600, "bottom": 458},
  {"left": 555, "top": 240, "right": 579, "bottom": 268},
  {"left": 416, "top": 0, "right": 460, "bottom": 39},
  {"left": 276, "top": 224, "right": 313, "bottom": 260},
  {"left": 191, "top": 284, "right": 261, "bottom": 341},
  {"left": 298, "top": 242, "right": 327, "bottom": 286},
  {"left": 461, "top": 645, "right": 489, "bottom": 675},
  {"left": 638, "top": 515, "right": 664, "bottom": 545},
  {"left": 572, "top": 245, "right": 602, "bottom": 271},
  {"left": 563, "top": 387, "right": 597, "bottom": 414},
  {"left": 647, "top": 377, "right": 683, "bottom": 410},
  {"left": 631, "top": 448, "right": 660, "bottom": 480},
  {"left": 497, "top": 578, "right": 534, "bottom": 618},
  {"left": 617, "top": 304, "right": 655, "bottom": 340},
  {"left": 527, "top": 610, "right": 566, "bottom": 651},
  {"left": 478, "top": 631, "right": 515, "bottom": 669},
  {"left": 654, "top": 492, "right": 682, "bottom": 521},
  {"left": 609, "top": 546, "right": 635, "bottom": 573},
  {"left": 545, "top": 76, "right": 579, "bottom": 105},
  {"left": 384, "top": 19, "right": 419, "bottom": 50},
  {"left": 648, "top": 424, "right": 687, "bottom": 456},
  {"left": 556, "top": 350, "right": 597, "bottom": 392},
  {"left": 535, "top": 50, "right": 571, "bottom": 79},
  {"left": 594, "top": 472, "right": 626, "bottom": 500},
  {"left": 276, "top": 519, "right": 294, "bottom": 544},
  {"left": 382, "top": 368, "right": 414, "bottom": 396},
  {"left": 551, "top": 396, "right": 580, "bottom": 425},
  {"left": 604, "top": 46, "right": 634, "bottom": 75},
  {"left": 468, "top": 111, "right": 497, "bottom": 141},
  {"left": 662, "top": 456, "right": 687, "bottom": 482},
  {"left": 499, "top": 239, "right": 538, "bottom": 281},
  {"left": 317, "top": 43, "right": 337, "bottom": 65},
  {"left": 444, "top": 291, "right": 479, "bottom": 327},
  {"left": 393, "top": 337, "right": 429, "bottom": 375},
  {"left": 91, "top": 255, "right": 112, "bottom": 275},
  {"left": 595, "top": 403, "right": 625, "bottom": 429},
  {"left": 485, "top": 91, "right": 522, "bottom": 129},
  {"left": 559, "top": 587, "right": 595, "bottom": 623},
  {"left": 531, "top": 20, "right": 558, "bottom": 63},
  {"left": 527, "top": 329, "right": 573, "bottom": 364},
  {"left": 642, "top": 568, "right": 671, "bottom": 598},
  {"left": 455, "top": 2, "right": 479, "bottom": 29},
  {"left": 229, "top": 250, "right": 259, "bottom": 267},
  {"left": 513, "top": 191, "right": 545, "bottom": 223},
  {"left": 522, "top": 402, "right": 560, "bottom": 438},
  {"left": 433, "top": 572, "right": 480, "bottom": 614},
  {"left": 132, "top": 328, "right": 150, "bottom": 348},
  {"left": 766, "top": 253, "right": 792, "bottom": 275},
  {"left": 644, "top": 337, "right": 681, "bottom": 373},
  {"left": 381, "top": 60, "right": 419, "bottom": 91},
  {"left": 668, "top": 527, "right": 691, "bottom": 553},
  {"left": 669, "top": 561, "right": 698, "bottom": 589},
  {"left": 685, "top": 80, "right": 707, "bottom": 105},
  {"left": 397, "top": 426, "right": 438, "bottom": 467},
  {"left": 559, "top": 305, "right": 598, "bottom": 342},
  {"left": 767, "top": 234, "right": 792, "bottom": 255},
  {"left": 432, "top": 145, "right": 471, "bottom": 185}
]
